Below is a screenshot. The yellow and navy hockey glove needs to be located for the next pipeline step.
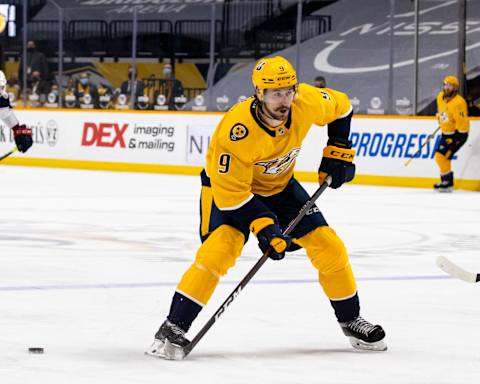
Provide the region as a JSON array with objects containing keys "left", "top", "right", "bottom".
[
  {"left": 318, "top": 138, "right": 355, "bottom": 189},
  {"left": 250, "top": 217, "right": 291, "bottom": 260}
]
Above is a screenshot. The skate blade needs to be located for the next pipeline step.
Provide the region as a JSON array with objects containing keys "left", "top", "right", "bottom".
[
  {"left": 437, "top": 187, "right": 453, "bottom": 193},
  {"left": 145, "top": 339, "right": 185, "bottom": 360},
  {"left": 145, "top": 339, "right": 167, "bottom": 358},
  {"left": 349, "top": 337, "right": 387, "bottom": 351}
]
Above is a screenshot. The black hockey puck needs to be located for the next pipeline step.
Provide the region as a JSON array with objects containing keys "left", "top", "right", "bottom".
[{"left": 28, "top": 347, "right": 44, "bottom": 354}]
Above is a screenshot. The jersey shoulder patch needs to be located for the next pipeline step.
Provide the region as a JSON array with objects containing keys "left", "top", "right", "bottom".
[{"left": 230, "top": 123, "right": 249, "bottom": 141}]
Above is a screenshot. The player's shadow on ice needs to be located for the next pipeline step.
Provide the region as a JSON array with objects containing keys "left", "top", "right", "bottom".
[{"left": 189, "top": 347, "right": 361, "bottom": 360}]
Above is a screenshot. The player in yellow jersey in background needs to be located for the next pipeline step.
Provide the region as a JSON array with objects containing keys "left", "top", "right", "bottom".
[
  {"left": 434, "top": 75, "right": 469, "bottom": 192},
  {"left": 147, "top": 56, "right": 386, "bottom": 360}
]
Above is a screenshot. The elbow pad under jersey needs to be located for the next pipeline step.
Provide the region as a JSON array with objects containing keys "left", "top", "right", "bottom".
[{"left": 328, "top": 109, "right": 352, "bottom": 141}]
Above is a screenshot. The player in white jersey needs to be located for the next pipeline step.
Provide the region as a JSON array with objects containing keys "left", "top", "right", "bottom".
[{"left": 0, "top": 70, "right": 33, "bottom": 154}]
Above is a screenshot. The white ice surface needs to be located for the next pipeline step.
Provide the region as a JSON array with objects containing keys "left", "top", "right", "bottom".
[{"left": 0, "top": 166, "right": 479, "bottom": 384}]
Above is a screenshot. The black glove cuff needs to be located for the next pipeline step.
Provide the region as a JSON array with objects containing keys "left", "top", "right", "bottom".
[{"left": 327, "top": 137, "right": 352, "bottom": 149}]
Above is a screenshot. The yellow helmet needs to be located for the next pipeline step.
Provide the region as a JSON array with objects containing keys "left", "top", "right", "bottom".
[
  {"left": 252, "top": 56, "right": 297, "bottom": 96},
  {"left": 443, "top": 75, "right": 459, "bottom": 89}
]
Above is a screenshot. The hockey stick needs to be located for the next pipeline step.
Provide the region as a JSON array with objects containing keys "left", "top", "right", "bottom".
[
  {"left": 0, "top": 147, "right": 17, "bottom": 162},
  {"left": 183, "top": 175, "right": 333, "bottom": 357},
  {"left": 404, "top": 126, "right": 440, "bottom": 167},
  {"left": 436, "top": 256, "right": 480, "bottom": 283}
]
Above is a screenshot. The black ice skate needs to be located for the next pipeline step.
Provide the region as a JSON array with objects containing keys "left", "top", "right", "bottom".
[
  {"left": 145, "top": 320, "right": 190, "bottom": 360},
  {"left": 433, "top": 172, "right": 453, "bottom": 193},
  {"left": 340, "top": 316, "right": 387, "bottom": 351}
]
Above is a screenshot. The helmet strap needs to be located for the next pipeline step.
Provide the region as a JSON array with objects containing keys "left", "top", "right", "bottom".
[{"left": 255, "top": 86, "right": 264, "bottom": 101}]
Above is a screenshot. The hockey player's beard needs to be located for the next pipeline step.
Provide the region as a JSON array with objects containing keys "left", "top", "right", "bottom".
[
  {"left": 261, "top": 103, "right": 289, "bottom": 124},
  {"left": 443, "top": 89, "right": 456, "bottom": 99}
]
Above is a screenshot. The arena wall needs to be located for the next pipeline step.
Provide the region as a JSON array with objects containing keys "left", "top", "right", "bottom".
[{"left": 1, "top": 109, "right": 479, "bottom": 191}]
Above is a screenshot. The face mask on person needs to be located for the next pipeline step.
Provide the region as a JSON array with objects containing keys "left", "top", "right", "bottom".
[
  {"left": 163, "top": 68, "right": 172, "bottom": 77},
  {"left": 80, "top": 78, "right": 89, "bottom": 86},
  {"left": 27, "top": 47, "right": 35, "bottom": 53}
]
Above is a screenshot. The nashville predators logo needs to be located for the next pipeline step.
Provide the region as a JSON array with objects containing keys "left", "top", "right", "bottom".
[
  {"left": 230, "top": 123, "right": 248, "bottom": 141},
  {"left": 255, "top": 148, "right": 301, "bottom": 175}
]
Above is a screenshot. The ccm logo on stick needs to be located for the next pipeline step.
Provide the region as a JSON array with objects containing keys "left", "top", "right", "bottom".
[{"left": 81, "top": 123, "right": 128, "bottom": 147}]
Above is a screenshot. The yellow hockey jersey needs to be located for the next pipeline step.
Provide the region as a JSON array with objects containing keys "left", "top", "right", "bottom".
[
  {"left": 436, "top": 92, "right": 469, "bottom": 135},
  {"left": 205, "top": 83, "right": 352, "bottom": 210}
]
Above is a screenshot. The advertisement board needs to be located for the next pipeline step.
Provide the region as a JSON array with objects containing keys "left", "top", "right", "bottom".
[
  {"left": 1, "top": 110, "right": 478, "bottom": 190},
  {"left": 298, "top": 117, "right": 480, "bottom": 181}
]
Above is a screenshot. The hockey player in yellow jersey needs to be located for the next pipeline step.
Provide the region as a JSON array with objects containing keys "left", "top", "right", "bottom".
[
  {"left": 147, "top": 56, "right": 386, "bottom": 359},
  {"left": 434, "top": 75, "right": 469, "bottom": 192}
]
